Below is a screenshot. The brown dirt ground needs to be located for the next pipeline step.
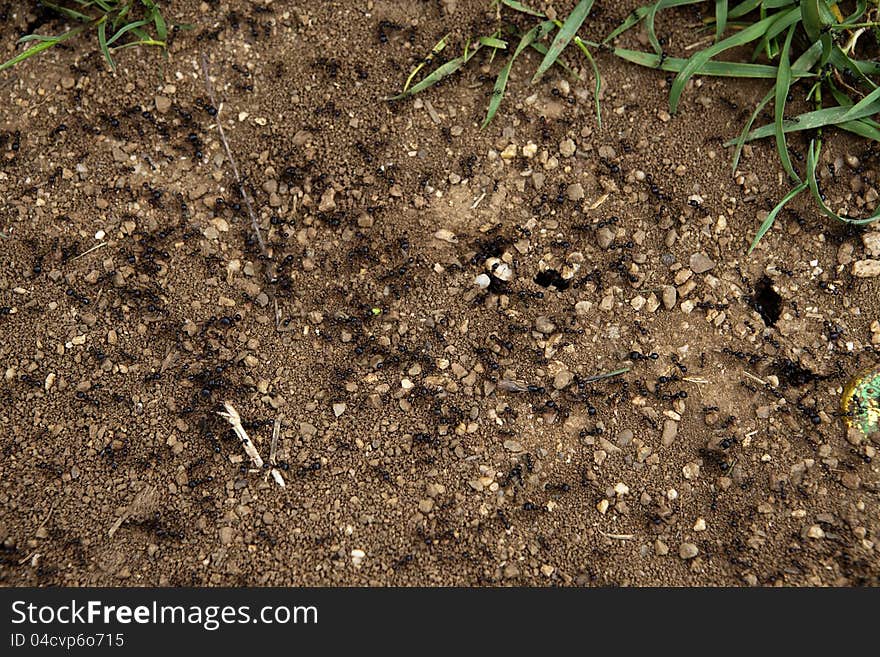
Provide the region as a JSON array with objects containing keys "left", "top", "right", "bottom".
[{"left": 0, "top": 0, "right": 878, "bottom": 587}]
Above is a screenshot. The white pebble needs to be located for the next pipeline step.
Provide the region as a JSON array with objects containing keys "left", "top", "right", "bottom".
[{"left": 474, "top": 273, "right": 491, "bottom": 289}]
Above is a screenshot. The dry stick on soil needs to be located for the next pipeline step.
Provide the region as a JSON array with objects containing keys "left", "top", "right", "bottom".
[
  {"left": 269, "top": 415, "right": 286, "bottom": 488},
  {"left": 270, "top": 415, "right": 282, "bottom": 464},
  {"left": 218, "top": 401, "right": 264, "bottom": 469},
  {"left": 72, "top": 241, "right": 107, "bottom": 261},
  {"left": 200, "top": 53, "right": 267, "bottom": 256},
  {"left": 108, "top": 485, "right": 158, "bottom": 538},
  {"left": 599, "top": 530, "right": 636, "bottom": 540}
]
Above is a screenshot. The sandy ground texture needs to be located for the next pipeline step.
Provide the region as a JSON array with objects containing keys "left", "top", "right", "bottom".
[{"left": 0, "top": 0, "right": 878, "bottom": 586}]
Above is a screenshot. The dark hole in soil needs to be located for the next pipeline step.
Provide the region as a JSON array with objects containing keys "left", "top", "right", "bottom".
[
  {"left": 534, "top": 269, "right": 570, "bottom": 291},
  {"left": 751, "top": 276, "right": 782, "bottom": 326}
]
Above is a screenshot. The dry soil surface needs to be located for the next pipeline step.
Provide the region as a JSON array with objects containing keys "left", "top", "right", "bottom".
[{"left": 1, "top": 0, "right": 879, "bottom": 586}]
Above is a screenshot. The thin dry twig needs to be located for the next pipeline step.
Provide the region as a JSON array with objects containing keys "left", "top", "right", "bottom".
[
  {"left": 268, "top": 415, "right": 286, "bottom": 488},
  {"left": 270, "top": 415, "right": 282, "bottom": 465},
  {"left": 200, "top": 53, "right": 267, "bottom": 255},
  {"left": 599, "top": 530, "right": 636, "bottom": 540},
  {"left": 743, "top": 371, "right": 767, "bottom": 386},
  {"left": 71, "top": 241, "right": 107, "bottom": 261},
  {"left": 217, "top": 401, "right": 264, "bottom": 468}
]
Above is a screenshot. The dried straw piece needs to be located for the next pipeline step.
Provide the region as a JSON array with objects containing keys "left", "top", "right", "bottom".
[{"left": 217, "top": 401, "right": 264, "bottom": 468}]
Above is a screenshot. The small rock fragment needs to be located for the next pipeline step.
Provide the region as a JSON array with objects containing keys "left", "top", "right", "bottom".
[
  {"left": 553, "top": 369, "right": 574, "bottom": 390},
  {"left": 689, "top": 252, "right": 716, "bottom": 274},
  {"left": 154, "top": 95, "right": 172, "bottom": 113},
  {"left": 853, "top": 259, "right": 880, "bottom": 277},
  {"left": 219, "top": 527, "right": 234, "bottom": 545},
  {"left": 559, "top": 138, "right": 576, "bottom": 158},
  {"left": 434, "top": 228, "right": 458, "bottom": 243},
  {"left": 661, "top": 419, "right": 678, "bottom": 446},
  {"left": 679, "top": 542, "right": 699, "bottom": 559},
  {"left": 535, "top": 316, "right": 556, "bottom": 334},
  {"left": 566, "top": 183, "right": 585, "bottom": 201},
  {"left": 596, "top": 226, "right": 614, "bottom": 250},
  {"left": 662, "top": 285, "right": 677, "bottom": 310}
]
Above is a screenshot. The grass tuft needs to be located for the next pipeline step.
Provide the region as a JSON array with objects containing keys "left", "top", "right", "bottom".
[
  {"left": 1, "top": 1, "right": 173, "bottom": 74},
  {"left": 390, "top": 0, "right": 602, "bottom": 130},
  {"left": 394, "top": 0, "right": 880, "bottom": 252},
  {"left": 606, "top": 0, "right": 880, "bottom": 248}
]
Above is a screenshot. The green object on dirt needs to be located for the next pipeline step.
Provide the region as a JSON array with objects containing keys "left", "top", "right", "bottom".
[
  {"left": 606, "top": 0, "right": 880, "bottom": 251},
  {"left": 0, "top": 1, "right": 170, "bottom": 74},
  {"left": 841, "top": 365, "right": 880, "bottom": 439}
]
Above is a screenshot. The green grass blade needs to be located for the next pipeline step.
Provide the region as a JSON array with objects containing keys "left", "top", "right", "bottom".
[
  {"left": 840, "top": 0, "right": 868, "bottom": 23},
  {"left": 17, "top": 34, "right": 63, "bottom": 43},
  {"left": 801, "top": 0, "right": 822, "bottom": 42},
  {"left": 604, "top": 6, "right": 651, "bottom": 44},
  {"left": 106, "top": 18, "right": 152, "bottom": 46},
  {"left": 153, "top": 7, "right": 168, "bottom": 42},
  {"left": 97, "top": 18, "right": 114, "bottom": 71},
  {"left": 581, "top": 367, "right": 630, "bottom": 383},
  {"left": 483, "top": 21, "right": 555, "bottom": 127},
  {"left": 0, "top": 38, "right": 59, "bottom": 72},
  {"left": 715, "top": 0, "right": 728, "bottom": 41},
  {"left": 129, "top": 26, "right": 153, "bottom": 42},
  {"left": 646, "top": 1, "right": 707, "bottom": 54},
  {"left": 839, "top": 85, "right": 880, "bottom": 122},
  {"left": 611, "top": 46, "right": 795, "bottom": 79},
  {"left": 774, "top": 24, "right": 799, "bottom": 183},
  {"left": 751, "top": 5, "right": 801, "bottom": 62},
  {"left": 532, "top": 0, "right": 594, "bottom": 83},
  {"left": 403, "top": 34, "right": 449, "bottom": 93},
  {"left": 728, "top": 0, "right": 761, "bottom": 19},
  {"left": 669, "top": 8, "right": 797, "bottom": 112},
  {"left": 838, "top": 119, "right": 880, "bottom": 142},
  {"left": 478, "top": 36, "right": 508, "bottom": 49},
  {"left": 389, "top": 43, "right": 482, "bottom": 99},
  {"left": 573, "top": 36, "right": 602, "bottom": 129},
  {"left": 42, "top": 1, "right": 92, "bottom": 22},
  {"left": 748, "top": 181, "right": 808, "bottom": 254},
  {"left": 731, "top": 90, "right": 773, "bottom": 173},
  {"left": 528, "top": 41, "right": 580, "bottom": 78},
  {"left": 1, "top": 22, "right": 87, "bottom": 73},
  {"left": 500, "top": 0, "right": 545, "bottom": 17},
  {"left": 731, "top": 37, "right": 822, "bottom": 173},
  {"left": 831, "top": 44, "right": 880, "bottom": 88},
  {"left": 741, "top": 100, "right": 880, "bottom": 142},
  {"left": 805, "top": 139, "right": 880, "bottom": 225},
  {"left": 111, "top": 39, "right": 165, "bottom": 51}
]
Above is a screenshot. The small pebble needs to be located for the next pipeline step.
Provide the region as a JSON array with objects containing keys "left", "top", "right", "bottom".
[
  {"left": 689, "top": 252, "right": 716, "bottom": 274},
  {"left": 596, "top": 226, "right": 614, "bottom": 250},
  {"left": 661, "top": 285, "right": 677, "bottom": 310},
  {"left": 154, "top": 95, "right": 172, "bottom": 113},
  {"left": 853, "top": 259, "right": 880, "bottom": 277},
  {"left": 806, "top": 525, "right": 825, "bottom": 539},
  {"left": 661, "top": 419, "right": 678, "bottom": 446},
  {"left": 553, "top": 369, "right": 574, "bottom": 390},
  {"left": 434, "top": 228, "right": 458, "bottom": 243},
  {"left": 535, "top": 316, "right": 556, "bottom": 334},
  {"left": 679, "top": 543, "right": 699, "bottom": 559},
  {"left": 559, "top": 138, "right": 576, "bottom": 158},
  {"left": 566, "top": 183, "right": 585, "bottom": 201}
]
